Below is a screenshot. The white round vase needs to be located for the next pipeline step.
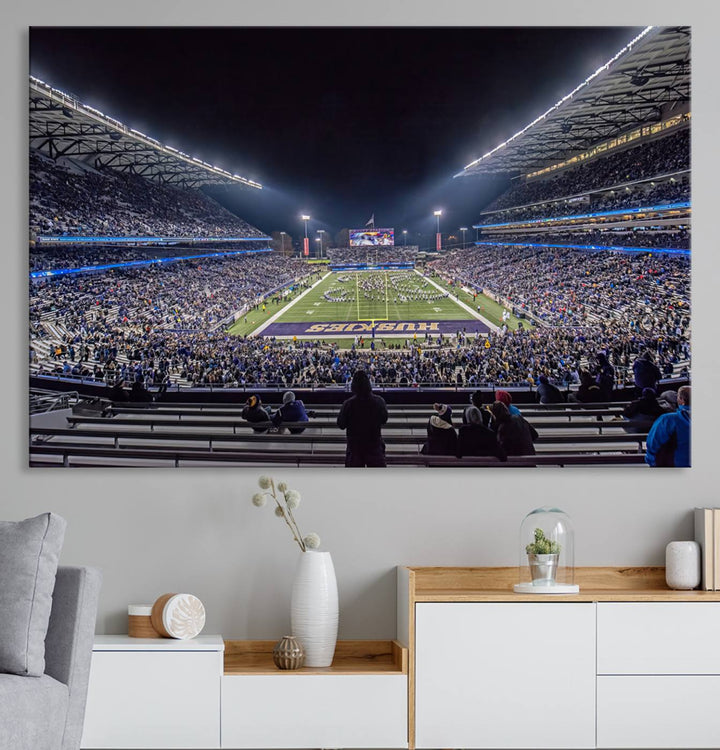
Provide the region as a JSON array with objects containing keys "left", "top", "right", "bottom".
[
  {"left": 665, "top": 541, "right": 701, "bottom": 590},
  {"left": 291, "top": 550, "right": 338, "bottom": 667}
]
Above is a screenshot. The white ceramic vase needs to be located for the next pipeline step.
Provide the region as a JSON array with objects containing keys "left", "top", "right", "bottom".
[
  {"left": 290, "top": 550, "right": 338, "bottom": 667},
  {"left": 665, "top": 540, "right": 701, "bottom": 590}
]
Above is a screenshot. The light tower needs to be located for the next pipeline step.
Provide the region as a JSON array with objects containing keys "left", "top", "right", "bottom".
[
  {"left": 315, "top": 237, "right": 321, "bottom": 259},
  {"left": 433, "top": 210, "right": 443, "bottom": 252},
  {"left": 459, "top": 227, "right": 468, "bottom": 250},
  {"left": 300, "top": 214, "right": 311, "bottom": 257},
  {"left": 280, "top": 231, "right": 287, "bottom": 255},
  {"left": 316, "top": 229, "right": 325, "bottom": 259},
  {"left": 402, "top": 229, "right": 408, "bottom": 247}
]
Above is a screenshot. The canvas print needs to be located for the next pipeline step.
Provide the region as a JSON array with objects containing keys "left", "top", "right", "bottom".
[{"left": 28, "top": 26, "right": 691, "bottom": 467}]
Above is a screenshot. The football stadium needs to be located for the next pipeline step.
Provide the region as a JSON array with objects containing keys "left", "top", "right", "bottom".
[{"left": 28, "top": 26, "right": 691, "bottom": 468}]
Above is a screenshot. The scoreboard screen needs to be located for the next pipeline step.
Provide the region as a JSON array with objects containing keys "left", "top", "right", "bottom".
[{"left": 349, "top": 228, "right": 394, "bottom": 246}]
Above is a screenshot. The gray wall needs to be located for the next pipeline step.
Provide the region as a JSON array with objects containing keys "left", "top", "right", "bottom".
[{"left": 3, "top": 1, "right": 719, "bottom": 640}]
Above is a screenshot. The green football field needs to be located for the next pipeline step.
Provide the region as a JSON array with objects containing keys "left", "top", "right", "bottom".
[
  {"left": 277, "top": 270, "right": 475, "bottom": 323},
  {"left": 226, "top": 269, "right": 523, "bottom": 338}
]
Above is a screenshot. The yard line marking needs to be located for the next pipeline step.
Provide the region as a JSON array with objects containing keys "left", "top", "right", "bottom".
[
  {"left": 384, "top": 271, "right": 389, "bottom": 321},
  {"left": 251, "top": 272, "right": 331, "bottom": 337},
  {"left": 415, "top": 269, "right": 500, "bottom": 332}
]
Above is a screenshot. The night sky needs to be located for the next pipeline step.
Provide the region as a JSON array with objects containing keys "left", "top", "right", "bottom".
[{"left": 30, "top": 26, "right": 642, "bottom": 245}]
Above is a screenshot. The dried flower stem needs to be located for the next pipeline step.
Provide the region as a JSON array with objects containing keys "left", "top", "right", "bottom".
[{"left": 270, "top": 479, "right": 306, "bottom": 551}]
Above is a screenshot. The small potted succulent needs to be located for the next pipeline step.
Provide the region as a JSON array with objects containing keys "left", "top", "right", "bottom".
[{"left": 525, "top": 528, "right": 561, "bottom": 585}]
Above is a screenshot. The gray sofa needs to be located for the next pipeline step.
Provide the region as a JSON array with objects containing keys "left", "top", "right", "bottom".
[{"left": 0, "top": 566, "right": 102, "bottom": 750}]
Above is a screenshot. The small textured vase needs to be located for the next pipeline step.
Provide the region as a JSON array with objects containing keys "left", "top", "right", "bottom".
[
  {"left": 291, "top": 550, "right": 338, "bottom": 667},
  {"left": 272, "top": 635, "right": 305, "bottom": 670},
  {"left": 665, "top": 541, "right": 701, "bottom": 590}
]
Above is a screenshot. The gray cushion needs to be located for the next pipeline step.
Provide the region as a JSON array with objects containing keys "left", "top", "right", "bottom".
[
  {"left": 0, "top": 513, "right": 66, "bottom": 676},
  {"left": 0, "top": 673, "right": 68, "bottom": 750}
]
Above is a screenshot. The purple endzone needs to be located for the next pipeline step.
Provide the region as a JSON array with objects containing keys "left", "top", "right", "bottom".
[{"left": 259, "top": 319, "right": 491, "bottom": 337}]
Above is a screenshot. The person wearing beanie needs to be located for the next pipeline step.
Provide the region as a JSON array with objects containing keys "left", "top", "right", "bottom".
[
  {"left": 621, "top": 387, "right": 665, "bottom": 434},
  {"left": 457, "top": 406, "right": 506, "bottom": 460},
  {"left": 494, "top": 389, "right": 521, "bottom": 416},
  {"left": 242, "top": 394, "right": 271, "bottom": 433},
  {"left": 658, "top": 389, "right": 678, "bottom": 413},
  {"left": 489, "top": 401, "right": 538, "bottom": 456},
  {"left": 421, "top": 403, "right": 458, "bottom": 456},
  {"left": 272, "top": 390, "right": 309, "bottom": 434},
  {"left": 337, "top": 370, "right": 388, "bottom": 467}
]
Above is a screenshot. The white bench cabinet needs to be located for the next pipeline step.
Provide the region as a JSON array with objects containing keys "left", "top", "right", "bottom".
[
  {"left": 80, "top": 635, "right": 224, "bottom": 749},
  {"left": 414, "top": 602, "right": 596, "bottom": 749}
]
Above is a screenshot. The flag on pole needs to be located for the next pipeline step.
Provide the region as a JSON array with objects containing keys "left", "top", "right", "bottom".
[{"left": 365, "top": 214, "right": 375, "bottom": 227}]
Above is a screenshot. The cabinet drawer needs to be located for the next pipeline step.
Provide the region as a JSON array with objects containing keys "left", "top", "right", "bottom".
[
  {"left": 415, "top": 603, "right": 596, "bottom": 749},
  {"left": 597, "top": 676, "right": 720, "bottom": 748},
  {"left": 221, "top": 674, "right": 407, "bottom": 748},
  {"left": 597, "top": 603, "right": 720, "bottom": 674},
  {"left": 81, "top": 650, "right": 222, "bottom": 749}
]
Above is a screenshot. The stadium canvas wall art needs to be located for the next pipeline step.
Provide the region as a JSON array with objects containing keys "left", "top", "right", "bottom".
[{"left": 28, "top": 26, "right": 691, "bottom": 468}]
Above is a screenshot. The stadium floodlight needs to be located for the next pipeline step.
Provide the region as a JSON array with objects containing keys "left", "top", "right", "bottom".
[
  {"left": 459, "top": 227, "right": 468, "bottom": 249},
  {"left": 300, "top": 215, "right": 311, "bottom": 256},
  {"left": 433, "top": 210, "right": 443, "bottom": 251},
  {"left": 402, "top": 229, "right": 408, "bottom": 246}
]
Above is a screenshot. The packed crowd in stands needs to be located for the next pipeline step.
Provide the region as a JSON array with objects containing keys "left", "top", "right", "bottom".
[
  {"left": 29, "top": 239, "right": 690, "bottom": 390},
  {"left": 30, "top": 253, "right": 316, "bottom": 379},
  {"left": 28, "top": 123, "right": 691, "bottom": 393},
  {"left": 327, "top": 246, "right": 418, "bottom": 265},
  {"left": 30, "top": 323, "right": 689, "bottom": 392},
  {"left": 478, "top": 175, "right": 689, "bottom": 226},
  {"left": 431, "top": 244, "right": 690, "bottom": 331},
  {"left": 482, "top": 228, "right": 690, "bottom": 250},
  {"left": 484, "top": 128, "right": 689, "bottom": 213},
  {"left": 29, "top": 149, "right": 264, "bottom": 239},
  {"left": 29, "top": 243, "right": 272, "bottom": 272}
]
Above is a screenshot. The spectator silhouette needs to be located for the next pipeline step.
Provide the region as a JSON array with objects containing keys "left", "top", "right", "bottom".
[
  {"left": 272, "top": 391, "right": 309, "bottom": 434},
  {"left": 536, "top": 375, "right": 565, "bottom": 404},
  {"left": 337, "top": 370, "right": 388, "bottom": 467},
  {"left": 489, "top": 401, "right": 538, "bottom": 456},
  {"left": 621, "top": 387, "right": 665, "bottom": 434},
  {"left": 495, "top": 390, "right": 521, "bottom": 415},
  {"left": 242, "top": 394, "right": 271, "bottom": 433},
  {"left": 633, "top": 350, "right": 662, "bottom": 395},
  {"left": 457, "top": 406, "right": 506, "bottom": 461},
  {"left": 421, "top": 404, "right": 458, "bottom": 457}
]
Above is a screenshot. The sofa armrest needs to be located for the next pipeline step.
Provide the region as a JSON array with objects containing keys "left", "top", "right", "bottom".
[{"left": 45, "top": 566, "right": 102, "bottom": 750}]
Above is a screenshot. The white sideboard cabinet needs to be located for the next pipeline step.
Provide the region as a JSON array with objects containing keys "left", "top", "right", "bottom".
[
  {"left": 399, "top": 566, "right": 720, "bottom": 750},
  {"left": 80, "top": 635, "right": 224, "bottom": 749}
]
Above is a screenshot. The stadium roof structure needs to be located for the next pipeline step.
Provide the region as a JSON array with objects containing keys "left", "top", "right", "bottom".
[
  {"left": 29, "top": 76, "right": 262, "bottom": 190},
  {"left": 455, "top": 26, "right": 690, "bottom": 179}
]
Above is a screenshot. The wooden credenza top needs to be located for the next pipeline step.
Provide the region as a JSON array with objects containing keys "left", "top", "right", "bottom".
[{"left": 402, "top": 566, "right": 720, "bottom": 602}]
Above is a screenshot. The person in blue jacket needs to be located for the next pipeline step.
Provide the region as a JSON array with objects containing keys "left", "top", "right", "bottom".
[
  {"left": 645, "top": 385, "right": 691, "bottom": 467},
  {"left": 272, "top": 391, "right": 310, "bottom": 434}
]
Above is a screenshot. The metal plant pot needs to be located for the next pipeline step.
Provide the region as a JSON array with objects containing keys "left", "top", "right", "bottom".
[{"left": 528, "top": 553, "right": 560, "bottom": 585}]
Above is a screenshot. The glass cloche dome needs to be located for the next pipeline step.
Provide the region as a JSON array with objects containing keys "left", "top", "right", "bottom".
[{"left": 514, "top": 506, "right": 579, "bottom": 594}]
